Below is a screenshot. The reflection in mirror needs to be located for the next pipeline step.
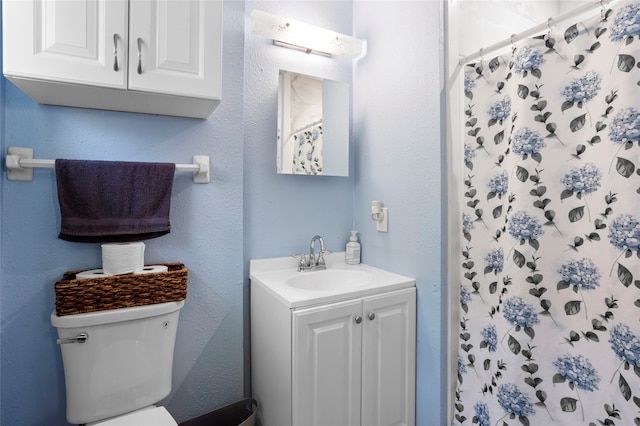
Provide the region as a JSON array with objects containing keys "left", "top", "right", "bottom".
[{"left": 277, "top": 70, "right": 349, "bottom": 176}]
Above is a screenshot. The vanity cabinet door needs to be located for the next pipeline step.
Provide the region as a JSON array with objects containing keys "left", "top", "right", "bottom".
[
  {"left": 292, "top": 299, "right": 362, "bottom": 426},
  {"left": 362, "top": 288, "right": 416, "bottom": 426},
  {"left": 291, "top": 288, "right": 416, "bottom": 426},
  {"left": 3, "top": 0, "right": 127, "bottom": 88},
  {"left": 128, "top": 0, "right": 222, "bottom": 99}
]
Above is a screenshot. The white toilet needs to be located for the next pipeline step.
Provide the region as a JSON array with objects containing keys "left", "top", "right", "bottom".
[{"left": 51, "top": 300, "right": 185, "bottom": 425}]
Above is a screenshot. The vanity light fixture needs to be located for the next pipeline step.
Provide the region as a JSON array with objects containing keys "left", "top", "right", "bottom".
[{"left": 251, "top": 10, "right": 364, "bottom": 57}]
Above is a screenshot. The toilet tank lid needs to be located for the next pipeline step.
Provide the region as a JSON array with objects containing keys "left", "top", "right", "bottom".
[
  {"left": 51, "top": 300, "right": 184, "bottom": 328},
  {"left": 89, "top": 406, "right": 177, "bottom": 426}
]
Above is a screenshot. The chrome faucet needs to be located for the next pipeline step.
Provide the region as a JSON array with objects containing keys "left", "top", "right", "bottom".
[{"left": 294, "top": 235, "right": 331, "bottom": 272}]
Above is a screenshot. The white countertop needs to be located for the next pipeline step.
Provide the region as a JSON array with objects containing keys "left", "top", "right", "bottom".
[{"left": 250, "top": 252, "right": 415, "bottom": 309}]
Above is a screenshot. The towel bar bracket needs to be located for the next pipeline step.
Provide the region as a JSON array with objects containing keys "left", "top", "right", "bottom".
[
  {"left": 6, "top": 147, "right": 34, "bottom": 182},
  {"left": 192, "top": 155, "right": 210, "bottom": 183},
  {"left": 5, "top": 146, "right": 211, "bottom": 184}
]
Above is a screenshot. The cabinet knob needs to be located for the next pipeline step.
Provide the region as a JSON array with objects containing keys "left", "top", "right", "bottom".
[
  {"left": 368, "top": 312, "right": 376, "bottom": 321},
  {"left": 354, "top": 315, "right": 362, "bottom": 324}
]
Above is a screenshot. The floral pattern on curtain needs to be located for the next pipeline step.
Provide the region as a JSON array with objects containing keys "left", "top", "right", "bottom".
[
  {"left": 455, "top": 2, "right": 640, "bottom": 425},
  {"left": 292, "top": 123, "right": 323, "bottom": 175}
]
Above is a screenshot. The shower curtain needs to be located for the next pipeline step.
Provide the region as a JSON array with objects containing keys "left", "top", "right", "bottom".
[
  {"left": 292, "top": 122, "right": 323, "bottom": 175},
  {"left": 455, "top": 1, "right": 640, "bottom": 425}
]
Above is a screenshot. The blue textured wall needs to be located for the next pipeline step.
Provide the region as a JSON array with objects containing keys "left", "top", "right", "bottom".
[
  {"left": 0, "top": 1, "right": 246, "bottom": 423},
  {"left": 243, "top": 0, "right": 355, "bottom": 263},
  {"left": 354, "top": 1, "right": 445, "bottom": 424},
  {"left": 0, "top": 1, "right": 447, "bottom": 425}
]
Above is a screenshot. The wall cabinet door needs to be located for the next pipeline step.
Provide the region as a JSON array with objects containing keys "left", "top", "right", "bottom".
[
  {"left": 128, "top": 0, "right": 222, "bottom": 99},
  {"left": 3, "top": 0, "right": 128, "bottom": 88},
  {"left": 292, "top": 299, "right": 362, "bottom": 426},
  {"left": 2, "top": 0, "right": 222, "bottom": 118},
  {"left": 292, "top": 288, "right": 416, "bottom": 426}
]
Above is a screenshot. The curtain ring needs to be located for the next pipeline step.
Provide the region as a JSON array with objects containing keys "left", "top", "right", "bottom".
[
  {"left": 600, "top": 0, "right": 606, "bottom": 19},
  {"left": 546, "top": 17, "right": 553, "bottom": 37},
  {"left": 479, "top": 47, "right": 485, "bottom": 62},
  {"left": 510, "top": 34, "right": 516, "bottom": 49}
]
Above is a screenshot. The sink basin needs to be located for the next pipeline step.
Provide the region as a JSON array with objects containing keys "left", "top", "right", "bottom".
[
  {"left": 250, "top": 253, "right": 415, "bottom": 308},
  {"left": 286, "top": 268, "right": 375, "bottom": 291}
]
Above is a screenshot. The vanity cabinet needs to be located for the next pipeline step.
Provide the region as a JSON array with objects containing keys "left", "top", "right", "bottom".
[
  {"left": 251, "top": 284, "right": 416, "bottom": 426},
  {"left": 2, "top": 0, "right": 222, "bottom": 119}
]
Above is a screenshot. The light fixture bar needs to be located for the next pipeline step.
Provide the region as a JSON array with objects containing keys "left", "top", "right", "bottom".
[
  {"left": 251, "top": 10, "right": 363, "bottom": 57},
  {"left": 272, "top": 40, "right": 332, "bottom": 57}
]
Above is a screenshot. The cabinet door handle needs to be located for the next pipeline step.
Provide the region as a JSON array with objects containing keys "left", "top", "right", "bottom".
[
  {"left": 354, "top": 315, "right": 362, "bottom": 324},
  {"left": 113, "top": 34, "right": 120, "bottom": 71},
  {"left": 137, "top": 37, "right": 143, "bottom": 74},
  {"left": 368, "top": 312, "right": 376, "bottom": 321}
]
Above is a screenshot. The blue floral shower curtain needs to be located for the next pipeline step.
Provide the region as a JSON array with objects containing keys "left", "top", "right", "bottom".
[
  {"left": 292, "top": 122, "right": 323, "bottom": 175},
  {"left": 455, "top": 2, "right": 640, "bottom": 425}
]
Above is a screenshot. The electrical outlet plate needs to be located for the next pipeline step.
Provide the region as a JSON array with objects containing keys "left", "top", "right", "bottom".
[{"left": 376, "top": 207, "right": 388, "bottom": 232}]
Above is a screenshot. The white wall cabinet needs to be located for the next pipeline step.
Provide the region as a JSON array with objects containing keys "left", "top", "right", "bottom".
[
  {"left": 2, "top": 0, "right": 222, "bottom": 119},
  {"left": 252, "top": 284, "right": 416, "bottom": 426}
]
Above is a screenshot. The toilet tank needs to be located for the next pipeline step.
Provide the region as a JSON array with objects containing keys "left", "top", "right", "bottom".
[{"left": 51, "top": 301, "right": 184, "bottom": 425}]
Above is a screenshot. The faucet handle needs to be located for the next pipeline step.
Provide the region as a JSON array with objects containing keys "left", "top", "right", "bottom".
[
  {"left": 316, "top": 249, "right": 331, "bottom": 266},
  {"left": 292, "top": 253, "right": 308, "bottom": 269}
]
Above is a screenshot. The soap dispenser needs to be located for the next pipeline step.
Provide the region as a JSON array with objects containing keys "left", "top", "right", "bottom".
[{"left": 345, "top": 230, "right": 361, "bottom": 265}]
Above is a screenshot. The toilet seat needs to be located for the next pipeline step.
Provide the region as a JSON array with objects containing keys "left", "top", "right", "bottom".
[{"left": 88, "top": 406, "right": 177, "bottom": 426}]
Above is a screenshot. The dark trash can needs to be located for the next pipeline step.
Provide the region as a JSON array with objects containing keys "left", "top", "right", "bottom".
[{"left": 179, "top": 399, "right": 257, "bottom": 426}]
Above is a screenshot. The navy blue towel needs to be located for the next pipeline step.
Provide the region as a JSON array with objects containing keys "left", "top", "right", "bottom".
[{"left": 55, "top": 159, "right": 176, "bottom": 243}]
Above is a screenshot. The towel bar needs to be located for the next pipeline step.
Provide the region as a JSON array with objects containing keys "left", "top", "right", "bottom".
[{"left": 5, "top": 147, "right": 210, "bottom": 183}]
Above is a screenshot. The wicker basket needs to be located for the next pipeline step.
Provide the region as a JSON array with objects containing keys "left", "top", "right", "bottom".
[{"left": 54, "top": 262, "right": 188, "bottom": 316}]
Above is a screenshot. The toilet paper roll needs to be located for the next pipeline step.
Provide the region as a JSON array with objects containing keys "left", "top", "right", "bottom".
[
  {"left": 75, "top": 264, "right": 168, "bottom": 280},
  {"left": 101, "top": 242, "right": 145, "bottom": 276}
]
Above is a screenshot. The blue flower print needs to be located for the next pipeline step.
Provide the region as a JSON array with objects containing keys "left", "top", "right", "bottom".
[
  {"left": 464, "top": 74, "right": 476, "bottom": 94},
  {"left": 473, "top": 401, "right": 491, "bottom": 426},
  {"left": 508, "top": 211, "right": 544, "bottom": 241},
  {"left": 558, "top": 258, "right": 601, "bottom": 290},
  {"left": 561, "top": 71, "right": 602, "bottom": 103},
  {"left": 488, "top": 171, "right": 509, "bottom": 196},
  {"left": 488, "top": 97, "right": 512, "bottom": 123},
  {"left": 485, "top": 247, "right": 504, "bottom": 273},
  {"left": 608, "top": 214, "right": 640, "bottom": 251},
  {"left": 460, "top": 285, "right": 471, "bottom": 306},
  {"left": 497, "top": 383, "right": 535, "bottom": 417},
  {"left": 609, "top": 323, "right": 640, "bottom": 368},
  {"left": 503, "top": 296, "right": 540, "bottom": 328},
  {"left": 458, "top": 355, "right": 467, "bottom": 375},
  {"left": 561, "top": 163, "right": 602, "bottom": 194},
  {"left": 464, "top": 143, "right": 476, "bottom": 164},
  {"left": 513, "top": 46, "right": 545, "bottom": 74},
  {"left": 609, "top": 2, "right": 640, "bottom": 42},
  {"left": 481, "top": 325, "right": 498, "bottom": 352},
  {"left": 609, "top": 107, "right": 640, "bottom": 144},
  {"left": 553, "top": 353, "right": 601, "bottom": 392},
  {"left": 462, "top": 213, "right": 475, "bottom": 235},
  {"left": 512, "top": 127, "right": 545, "bottom": 156}
]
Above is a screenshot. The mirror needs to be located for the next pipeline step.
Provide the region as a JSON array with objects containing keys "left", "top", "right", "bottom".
[{"left": 277, "top": 70, "right": 349, "bottom": 176}]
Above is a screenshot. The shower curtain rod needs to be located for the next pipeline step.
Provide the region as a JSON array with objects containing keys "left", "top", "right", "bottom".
[
  {"left": 458, "top": 0, "right": 616, "bottom": 66},
  {"left": 291, "top": 118, "right": 323, "bottom": 135}
]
